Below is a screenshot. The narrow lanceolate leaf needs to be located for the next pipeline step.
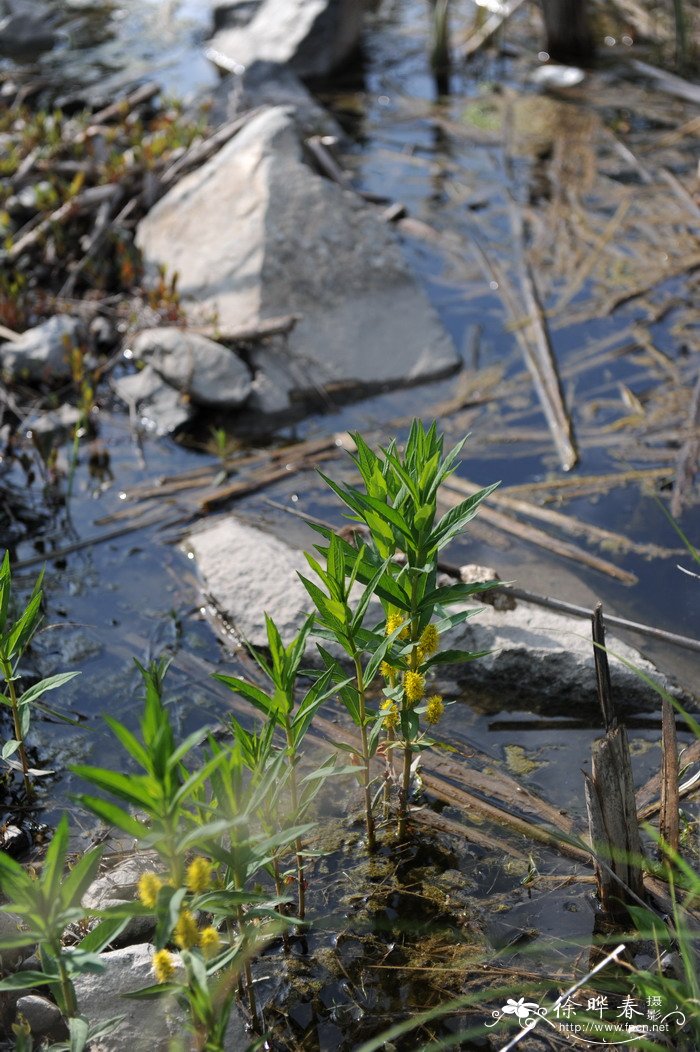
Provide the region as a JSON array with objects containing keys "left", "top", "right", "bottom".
[
  {"left": 431, "top": 481, "right": 500, "bottom": 550},
  {"left": 421, "top": 648, "right": 492, "bottom": 670},
  {"left": 18, "top": 671, "right": 80, "bottom": 707},
  {"left": 0, "top": 971, "right": 56, "bottom": 991},
  {"left": 212, "top": 674, "right": 278, "bottom": 718},
  {"left": 77, "top": 915, "right": 130, "bottom": 954},
  {"left": 60, "top": 848, "right": 103, "bottom": 910},
  {"left": 71, "top": 796, "right": 147, "bottom": 840},
  {"left": 1, "top": 739, "right": 20, "bottom": 759},
  {"left": 41, "top": 814, "right": 69, "bottom": 904},
  {"left": 69, "top": 766, "right": 156, "bottom": 810},
  {"left": 418, "top": 580, "right": 501, "bottom": 611}
]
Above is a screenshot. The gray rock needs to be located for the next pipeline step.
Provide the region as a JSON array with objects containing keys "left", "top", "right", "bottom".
[
  {"left": 15, "top": 994, "right": 67, "bottom": 1041},
  {"left": 131, "top": 328, "right": 252, "bottom": 408},
  {"left": 187, "top": 520, "right": 677, "bottom": 712},
  {"left": 83, "top": 853, "right": 161, "bottom": 945},
  {"left": 188, "top": 517, "right": 310, "bottom": 646},
  {"left": 1, "top": 316, "right": 82, "bottom": 386},
  {"left": 209, "top": 61, "right": 344, "bottom": 138},
  {"left": 448, "top": 595, "right": 680, "bottom": 715},
  {"left": 113, "top": 365, "right": 192, "bottom": 436},
  {"left": 137, "top": 108, "right": 458, "bottom": 401},
  {"left": 25, "top": 403, "right": 81, "bottom": 447},
  {"left": 0, "top": 12, "right": 55, "bottom": 53},
  {"left": 248, "top": 338, "right": 307, "bottom": 414},
  {"left": 72, "top": 943, "right": 185, "bottom": 1048},
  {"left": 207, "top": 0, "right": 363, "bottom": 80},
  {"left": 0, "top": 911, "right": 33, "bottom": 972}
]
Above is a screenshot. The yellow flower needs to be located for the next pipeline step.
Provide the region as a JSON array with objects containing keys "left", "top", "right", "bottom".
[
  {"left": 425, "top": 694, "right": 445, "bottom": 725},
  {"left": 199, "top": 926, "right": 221, "bottom": 960},
  {"left": 383, "top": 704, "right": 400, "bottom": 732},
  {"left": 153, "top": 949, "right": 176, "bottom": 983},
  {"left": 380, "top": 660, "right": 393, "bottom": 678},
  {"left": 380, "top": 697, "right": 393, "bottom": 710},
  {"left": 174, "top": 909, "right": 199, "bottom": 950},
  {"left": 386, "top": 612, "right": 409, "bottom": 640},
  {"left": 137, "top": 872, "right": 163, "bottom": 908},
  {"left": 404, "top": 670, "right": 425, "bottom": 704},
  {"left": 186, "top": 856, "right": 213, "bottom": 894},
  {"left": 419, "top": 623, "right": 440, "bottom": 657}
]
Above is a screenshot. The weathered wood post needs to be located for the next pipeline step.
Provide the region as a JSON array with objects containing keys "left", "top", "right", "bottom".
[
  {"left": 584, "top": 604, "right": 645, "bottom": 923},
  {"left": 540, "top": 0, "right": 594, "bottom": 63}
]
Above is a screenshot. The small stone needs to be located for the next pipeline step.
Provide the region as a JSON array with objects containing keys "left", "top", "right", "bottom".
[
  {"left": 131, "top": 328, "right": 252, "bottom": 408},
  {"left": 207, "top": 0, "right": 363, "bottom": 80},
  {"left": 1, "top": 316, "right": 83, "bottom": 386},
  {"left": 15, "top": 995, "right": 67, "bottom": 1041}
]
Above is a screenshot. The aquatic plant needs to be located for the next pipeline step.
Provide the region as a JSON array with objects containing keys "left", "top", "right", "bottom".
[
  {"left": 0, "top": 815, "right": 124, "bottom": 1027},
  {"left": 312, "top": 421, "right": 499, "bottom": 839},
  {"left": 0, "top": 555, "right": 79, "bottom": 798}
]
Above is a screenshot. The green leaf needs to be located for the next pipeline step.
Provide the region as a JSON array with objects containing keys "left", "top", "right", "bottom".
[
  {"left": 6, "top": 591, "right": 43, "bottom": 659},
  {"left": 71, "top": 796, "right": 147, "bottom": 840},
  {"left": 77, "top": 915, "right": 130, "bottom": 954},
  {"left": 212, "top": 674, "right": 278, "bottom": 719},
  {"left": 41, "top": 814, "right": 69, "bottom": 904},
  {"left": 70, "top": 766, "right": 156, "bottom": 810},
  {"left": 61, "top": 848, "right": 103, "bottom": 910},
  {"left": 18, "top": 672, "right": 80, "bottom": 708},
  {"left": 1, "top": 739, "right": 20, "bottom": 759},
  {"left": 103, "top": 716, "right": 150, "bottom": 770},
  {"left": 0, "top": 971, "right": 55, "bottom": 991},
  {"left": 123, "top": 982, "right": 180, "bottom": 1000},
  {"left": 68, "top": 1016, "right": 89, "bottom": 1052},
  {"left": 431, "top": 482, "right": 500, "bottom": 550},
  {"left": 419, "top": 580, "right": 501, "bottom": 611},
  {"left": 421, "top": 648, "right": 491, "bottom": 669}
]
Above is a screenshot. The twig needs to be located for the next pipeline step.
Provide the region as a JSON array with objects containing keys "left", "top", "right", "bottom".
[
  {"left": 497, "top": 945, "right": 627, "bottom": 1051},
  {"left": 659, "top": 696, "right": 680, "bottom": 853},
  {"left": 592, "top": 604, "right": 614, "bottom": 731},
  {"left": 456, "top": 0, "right": 527, "bottom": 58}
]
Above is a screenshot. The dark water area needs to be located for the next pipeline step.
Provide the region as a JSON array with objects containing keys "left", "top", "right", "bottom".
[{"left": 1, "top": 2, "right": 699, "bottom": 1035}]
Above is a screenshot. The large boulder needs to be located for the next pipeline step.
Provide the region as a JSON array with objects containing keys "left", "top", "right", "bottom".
[
  {"left": 1, "top": 316, "right": 82, "bottom": 386},
  {"left": 137, "top": 108, "right": 459, "bottom": 408},
  {"left": 206, "top": 0, "right": 363, "bottom": 80}
]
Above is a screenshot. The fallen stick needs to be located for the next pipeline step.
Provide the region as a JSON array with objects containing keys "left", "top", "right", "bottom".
[
  {"left": 442, "top": 474, "right": 676, "bottom": 559},
  {"left": 631, "top": 58, "right": 700, "bottom": 105},
  {"left": 198, "top": 449, "right": 338, "bottom": 513},
  {"left": 77, "top": 83, "right": 160, "bottom": 141},
  {"left": 438, "top": 487, "right": 637, "bottom": 584},
  {"left": 455, "top": 0, "right": 527, "bottom": 58},
  {"left": 189, "top": 313, "right": 300, "bottom": 343},
  {"left": 159, "top": 109, "right": 263, "bottom": 191},
  {"left": 8, "top": 184, "right": 119, "bottom": 260},
  {"left": 671, "top": 370, "right": 700, "bottom": 518},
  {"left": 659, "top": 695, "right": 680, "bottom": 853},
  {"left": 503, "top": 466, "right": 670, "bottom": 497}
]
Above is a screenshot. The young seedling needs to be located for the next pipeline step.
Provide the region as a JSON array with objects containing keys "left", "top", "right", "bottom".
[{"left": 0, "top": 554, "right": 80, "bottom": 799}]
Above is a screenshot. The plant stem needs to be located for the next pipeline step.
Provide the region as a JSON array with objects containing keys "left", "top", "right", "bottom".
[
  {"left": 1, "top": 659, "right": 33, "bottom": 799},
  {"left": 397, "top": 743, "right": 413, "bottom": 841},
  {"left": 283, "top": 719, "right": 306, "bottom": 920},
  {"left": 353, "top": 654, "right": 376, "bottom": 852},
  {"left": 54, "top": 950, "right": 78, "bottom": 1018}
]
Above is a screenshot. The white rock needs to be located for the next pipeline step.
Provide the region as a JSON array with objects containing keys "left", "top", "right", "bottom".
[
  {"left": 207, "top": 0, "right": 363, "bottom": 80},
  {"left": 448, "top": 597, "right": 677, "bottom": 713},
  {"left": 188, "top": 517, "right": 310, "bottom": 646},
  {"left": 137, "top": 107, "right": 458, "bottom": 402},
  {"left": 1, "top": 316, "right": 82, "bottom": 385},
  {"left": 131, "top": 328, "right": 252, "bottom": 408},
  {"left": 72, "top": 943, "right": 184, "bottom": 1048}
]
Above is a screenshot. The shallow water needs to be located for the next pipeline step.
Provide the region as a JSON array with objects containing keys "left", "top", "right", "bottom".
[{"left": 1, "top": 1, "right": 699, "bottom": 1043}]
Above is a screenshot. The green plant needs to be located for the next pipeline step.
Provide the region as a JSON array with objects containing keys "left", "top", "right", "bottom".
[
  {"left": 310, "top": 422, "right": 498, "bottom": 839},
  {"left": 215, "top": 616, "right": 345, "bottom": 918},
  {"left": 0, "top": 554, "right": 79, "bottom": 798},
  {"left": 0, "top": 816, "right": 126, "bottom": 1029}
]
